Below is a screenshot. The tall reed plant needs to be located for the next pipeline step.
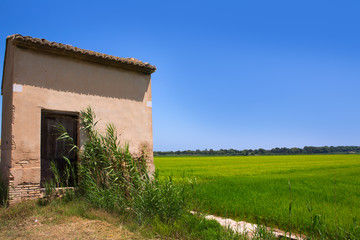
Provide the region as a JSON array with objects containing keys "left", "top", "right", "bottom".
[{"left": 56, "top": 107, "right": 189, "bottom": 223}]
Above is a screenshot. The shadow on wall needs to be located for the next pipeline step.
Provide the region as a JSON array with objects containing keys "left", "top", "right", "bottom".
[{"left": 14, "top": 48, "right": 150, "bottom": 102}]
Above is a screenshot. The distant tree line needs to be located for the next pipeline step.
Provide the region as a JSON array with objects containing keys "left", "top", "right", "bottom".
[{"left": 154, "top": 146, "right": 360, "bottom": 156}]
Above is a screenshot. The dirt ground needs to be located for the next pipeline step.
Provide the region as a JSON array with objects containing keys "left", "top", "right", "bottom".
[{"left": 0, "top": 215, "right": 145, "bottom": 240}]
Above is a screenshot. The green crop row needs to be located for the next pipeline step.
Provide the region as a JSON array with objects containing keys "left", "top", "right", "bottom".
[{"left": 155, "top": 154, "right": 360, "bottom": 239}]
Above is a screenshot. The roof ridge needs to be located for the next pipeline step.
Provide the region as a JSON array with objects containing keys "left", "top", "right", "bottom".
[{"left": 7, "top": 34, "right": 156, "bottom": 74}]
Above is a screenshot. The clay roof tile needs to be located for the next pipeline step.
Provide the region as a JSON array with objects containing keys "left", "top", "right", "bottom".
[{"left": 7, "top": 34, "right": 156, "bottom": 74}]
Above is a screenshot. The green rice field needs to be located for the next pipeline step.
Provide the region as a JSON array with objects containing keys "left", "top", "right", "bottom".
[{"left": 155, "top": 154, "right": 360, "bottom": 238}]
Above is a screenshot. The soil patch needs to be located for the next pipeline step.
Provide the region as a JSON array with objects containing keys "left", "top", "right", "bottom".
[{"left": 0, "top": 215, "right": 144, "bottom": 240}]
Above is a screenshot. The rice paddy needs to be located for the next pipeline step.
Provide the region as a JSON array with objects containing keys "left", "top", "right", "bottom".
[{"left": 154, "top": 154, "right": 360, "bottom": 238}]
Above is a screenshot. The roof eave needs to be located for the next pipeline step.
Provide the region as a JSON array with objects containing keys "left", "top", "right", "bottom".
[{"left": 8, "top": 34, "right": 157, "bottom": 74}]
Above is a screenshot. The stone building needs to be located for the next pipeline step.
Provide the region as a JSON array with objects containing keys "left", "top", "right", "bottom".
[{"left": 1, "top": 34, "right": 156, "bottom": 204}]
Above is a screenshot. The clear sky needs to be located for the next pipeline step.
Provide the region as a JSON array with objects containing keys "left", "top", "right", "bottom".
[{"left": 1, "top": 0, "right": 359, "bottom": 151}]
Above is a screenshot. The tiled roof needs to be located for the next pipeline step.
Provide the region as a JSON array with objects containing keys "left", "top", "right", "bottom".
[{"left": 7, "top": 34, "right": 156, "bottom": 74}]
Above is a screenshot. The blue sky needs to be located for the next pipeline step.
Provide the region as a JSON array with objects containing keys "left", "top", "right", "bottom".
[{"left": 1, "top": 0, "right": 359, "bottom": 151}]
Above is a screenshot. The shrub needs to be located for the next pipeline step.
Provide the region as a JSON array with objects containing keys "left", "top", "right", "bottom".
[{"left": 131, "top": 174, "right": 188, "bottom": 224}]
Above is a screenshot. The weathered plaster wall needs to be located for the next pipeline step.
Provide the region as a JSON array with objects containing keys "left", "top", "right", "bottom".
[
  {"left": 0, "top": 42, "right": 14, "bottom": 186},
  {"left": 6, "top": 45, "right": 153, "bottom": 203}
]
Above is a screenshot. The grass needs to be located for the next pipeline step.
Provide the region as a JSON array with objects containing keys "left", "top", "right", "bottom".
[
  {"left": 155, "top": 154, "right": 360, "bottom": 239},
  {"left": 0, "top": 199, "right": 147, "bottom": 239},
  {"left": 10, "top": 107, "right": 247, "bottom": 240},
  {"left": 0, "top": 198, "right": 251, "bottom": 240}
]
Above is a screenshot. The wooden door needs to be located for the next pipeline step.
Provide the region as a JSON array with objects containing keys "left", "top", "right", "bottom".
[{"left": 41, "top": 110, "right": 78, "bottom": 187}]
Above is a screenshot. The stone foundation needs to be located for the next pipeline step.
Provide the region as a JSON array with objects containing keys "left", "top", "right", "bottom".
[{"left": 8, "top": 181, "right": 42, "bottom": 204}]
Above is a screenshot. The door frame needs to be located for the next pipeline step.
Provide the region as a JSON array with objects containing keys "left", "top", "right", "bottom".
[{"left": 40, "top": 109, "right": 79, "bottom": 187}]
